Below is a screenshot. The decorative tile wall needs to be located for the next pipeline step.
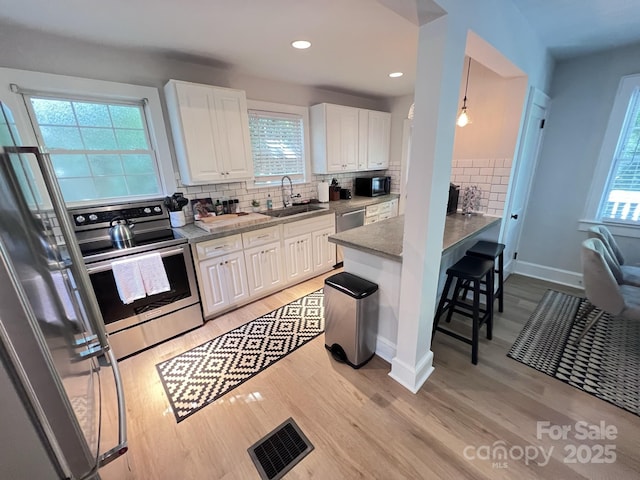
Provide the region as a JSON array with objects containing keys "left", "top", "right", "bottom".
[
  {"left": 177, "top": 169, "right": 390, "bottom": 223},
  {"left": 449, "top": 158, "right": 512, "bottom": 216}
]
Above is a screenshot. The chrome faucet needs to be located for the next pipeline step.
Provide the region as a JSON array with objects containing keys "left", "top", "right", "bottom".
[{"left": 281, "top": 175, "right": 293, "bottom": 207}]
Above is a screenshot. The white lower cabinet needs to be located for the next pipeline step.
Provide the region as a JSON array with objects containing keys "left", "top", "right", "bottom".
[
  {"left": 244, "top": 241, "right": 284, "bottom": 297},
  {"left": 199, "top": 251, "right": 249, "bottom": 318},
  {"left": 194, "top": 212, "right": 336, "bottom": 319},
  {"left": 312, "top": 227, "right": 336, "bottom": 272},
  {"left": 283, "top": 234, "right": 313, "bottom": 282}
]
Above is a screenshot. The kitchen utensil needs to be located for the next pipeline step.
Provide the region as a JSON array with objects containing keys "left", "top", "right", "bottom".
[{"left": 109, "top": 216, "right": 135, "bottom": 249}]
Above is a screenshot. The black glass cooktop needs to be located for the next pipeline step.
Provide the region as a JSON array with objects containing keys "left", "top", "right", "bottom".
[{"left": 80, "top": 229, "right": 186, "bottom": 262}]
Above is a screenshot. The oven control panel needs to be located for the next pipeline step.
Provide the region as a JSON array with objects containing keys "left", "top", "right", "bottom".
[{"left": 71, "top": 203, "right": 166, "bottom": 228}]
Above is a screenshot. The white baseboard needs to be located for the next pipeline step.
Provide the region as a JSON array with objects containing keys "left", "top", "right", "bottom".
[
  {"left": 389, "top": 351, "right": 435, "bottom": 394},
  {"left": 375, "top": 336, "right": 396, "bottom": 364},
  {"left": 513, "top": 260, "right": 584, "bottom": 289}
]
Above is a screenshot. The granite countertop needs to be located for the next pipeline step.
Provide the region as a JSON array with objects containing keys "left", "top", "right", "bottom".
[
  {"left": 174, "top": 194, "right": 400, "bottom": 243},
  {"left": 328, "top": 213, "right": 501, "bottom": 262}
]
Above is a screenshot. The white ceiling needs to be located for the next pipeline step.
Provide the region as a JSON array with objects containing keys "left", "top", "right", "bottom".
[{"left": 1, "top": 0, "right": 640, "bottom": 98}]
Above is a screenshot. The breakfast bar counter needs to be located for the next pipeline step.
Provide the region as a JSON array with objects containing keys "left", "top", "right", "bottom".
[
  {"left": 328, "top": 213, "right": 501, "bottom": 261},
  {"left": 327, "top": 213, "right": 502, "bottom": 363}
]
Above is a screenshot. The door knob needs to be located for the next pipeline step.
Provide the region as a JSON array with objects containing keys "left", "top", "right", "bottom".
[{"left": 511, "top": 214, "right": 519, "bottom": 219}]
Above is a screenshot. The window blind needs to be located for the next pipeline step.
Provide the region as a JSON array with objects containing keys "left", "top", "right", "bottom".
[
  {"left": 248, "top": 109, "right": 305, "bottom": 183},
  {"left": 599, "top": 88, "right": 640, "bottom": 223}
]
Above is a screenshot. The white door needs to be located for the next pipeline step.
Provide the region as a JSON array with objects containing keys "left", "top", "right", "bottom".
[
  {"left": 213, "top": 89, "right": 253, "bottom": 180},
  {"left": 500, "top": 88, "right": 550, "bottom": 275},
  {"left": 262, "top": 243, "right": 284, "bottom": 290},
  {"left": 224, "top": 252, "right": 250, "bottom": 304},
  {"left": 312, "top": 227, "right": 336, "bottom": 272},
  {"left": 174, "top": 83, "right": 224, "bottom": 183},
  {"left": 199, "top": 258, "right": 228, "bottom": 317},
  {"left": 283, "top": 236, "right": 302, "bottom": 281},
  {"left": 298, "top": 234, "right": 314, "bottom": 277},
  {"left": 244, "top": 247, "right": 265, "bottom": 296},
  {"left": 367, "top": 110, "right": 391, "bottom": 170}
]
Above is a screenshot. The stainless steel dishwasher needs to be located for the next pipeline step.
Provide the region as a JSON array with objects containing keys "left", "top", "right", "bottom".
[{"left": 335, "top": 208, "right": 365, "bottom": 264}]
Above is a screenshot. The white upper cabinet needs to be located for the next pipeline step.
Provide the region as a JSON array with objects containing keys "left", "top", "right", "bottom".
[
  {"left": 164, "top": 80, "right": 253, "bottom": 185},
  {"left": 311, "top": 103, "right": 390, "bottom": 174},
  {"left": 364, "top": 110, "right": 391, "bottom": 170}
]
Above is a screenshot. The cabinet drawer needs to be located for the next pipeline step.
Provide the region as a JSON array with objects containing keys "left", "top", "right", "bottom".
[
  {"left": 365, "top": 204, "right": 380, "bottom": 217},
  {"left": 378, "top": 202, "right": 392, "bottom": 214},
  {"left": 283, "top": 213, "right": 334, "bottom": 238},
  {"left": 195, "top": 234, "right": 243, "bottom": 260},
  {"left": 242, "top": 225, "right": 281, "bottom": 249}
]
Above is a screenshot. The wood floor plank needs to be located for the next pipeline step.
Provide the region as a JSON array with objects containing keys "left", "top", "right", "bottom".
[{"left": 99, "top": 273, "right": 640, "bottom": 479}]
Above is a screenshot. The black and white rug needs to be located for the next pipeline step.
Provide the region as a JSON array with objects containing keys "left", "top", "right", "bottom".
[
  {"left": 157, "top": 289, "right": 324, "bottom": 422},
  {"left": 508, "top": 289, "right": 640, "bottom": 417}
]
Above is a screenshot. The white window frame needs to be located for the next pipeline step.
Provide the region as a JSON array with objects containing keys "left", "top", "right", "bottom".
[
  {"left": 246, "top": 100, "right": 311, "bottom": 189},
  {"left": 0, "top": 67, "right": 176, "bottom": 206},
  {"left": 582, "top": 73, "right": 640, "bottom": 238}
]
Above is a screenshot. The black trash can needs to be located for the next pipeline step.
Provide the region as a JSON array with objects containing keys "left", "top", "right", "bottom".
[{"left": 324, "top": 272, "right": 379, "bottom": 368}]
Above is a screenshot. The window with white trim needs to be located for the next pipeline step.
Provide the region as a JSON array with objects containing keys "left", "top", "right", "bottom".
[
  {"left": 25, "top": 95, "right": 162, "bottom": 203},
  {"left": 584, "top": 74, "right": 640, "bottom": 233},
  {"left": 0, "top": 67, "right": 176, "bottom": 206},
  {"left": 247, "top": 101, "right": 310, "bottom": 186},
  {"left": 598, "top": 88, "right": 640, "bottom": 223}
]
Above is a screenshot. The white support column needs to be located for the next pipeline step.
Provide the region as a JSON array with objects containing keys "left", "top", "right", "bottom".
[{"left": 390, "top": 14, "right": 467, "bottom": 392}]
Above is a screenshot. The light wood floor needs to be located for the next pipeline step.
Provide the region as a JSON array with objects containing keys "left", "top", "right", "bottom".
[{"left": 99, "top": 273, "right": 640, "bottom": 480}]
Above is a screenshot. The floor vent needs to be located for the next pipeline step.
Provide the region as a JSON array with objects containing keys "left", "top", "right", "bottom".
[{"left": 248, "top": 418, "right": 314, "bottom": 480}]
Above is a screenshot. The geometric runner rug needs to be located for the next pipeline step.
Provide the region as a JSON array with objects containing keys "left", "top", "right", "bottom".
[
  {"left": 156, "top": 289, "right": 324, "bottom": 422},
  {"left": 507, "top": 289, "right": 640, "bottom": 417}
]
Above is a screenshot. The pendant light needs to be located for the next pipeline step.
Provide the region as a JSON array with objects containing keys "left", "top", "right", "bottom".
[{"left": 457, "top": 57, "right": 471, "bottom": 127}]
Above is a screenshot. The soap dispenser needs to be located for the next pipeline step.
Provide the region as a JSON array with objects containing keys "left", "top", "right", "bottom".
[{"left": 267, "top": 194, "right": 273, "bottom": 210}]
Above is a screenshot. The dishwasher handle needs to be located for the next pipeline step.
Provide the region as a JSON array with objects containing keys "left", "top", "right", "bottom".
[
  {"left": 340, "top": 209, "right": 365, "bottom": 216},
  {"left": 337, "top": 209, "right": 365, "bottom": 232}
]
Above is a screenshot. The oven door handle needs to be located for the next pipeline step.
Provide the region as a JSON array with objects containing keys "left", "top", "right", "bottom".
[{"left": 86, "top": 247, "right": 187, "bottom": 274}]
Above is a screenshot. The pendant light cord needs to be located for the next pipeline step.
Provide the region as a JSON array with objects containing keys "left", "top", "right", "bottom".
[{"left": 462, "top": 57, "right": 471, "bottom": 106}]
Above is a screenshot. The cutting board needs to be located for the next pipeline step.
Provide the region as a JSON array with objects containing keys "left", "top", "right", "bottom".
[{"left": 194, "top": 213, "right": 272, "bottom": 233}]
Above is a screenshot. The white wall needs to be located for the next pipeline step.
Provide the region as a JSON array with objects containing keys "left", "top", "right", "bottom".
[
  {"left": 0, "top": 21, "right": 399, "bottom": 213},
  {"left": 518, "top": 41, "right": 640, "bottom": 275}
]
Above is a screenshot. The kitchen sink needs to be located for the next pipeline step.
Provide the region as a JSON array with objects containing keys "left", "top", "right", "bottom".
[{"left": 262, "top": 204, "right": 327, "bottom": 218}]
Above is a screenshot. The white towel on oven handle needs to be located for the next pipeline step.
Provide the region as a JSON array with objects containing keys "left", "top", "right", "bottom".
[
  {"left": 136, "top": 252, "right": 170, "bottom": 296},
  {"left": 111, "top": 257, "right": 146, "bottom": 304}
]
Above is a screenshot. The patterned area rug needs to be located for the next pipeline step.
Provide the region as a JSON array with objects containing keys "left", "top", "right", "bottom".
[
  {"left": 157, "top": 289, "right": 324, "bottom": 422},
  {"left": 508, "top": 289, "right": 640, "bottom": 417}
]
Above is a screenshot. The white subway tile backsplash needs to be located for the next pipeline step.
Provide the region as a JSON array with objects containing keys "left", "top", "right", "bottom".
[
  {"left": 479, "top": 167, "right": 494, "bottom": 176},
  {"left": 463, "top": 167, "right": 480, "bottom": 176},
  {"left": 494, "top": 167, "right": 511, "bottom": 177},
  {"left": 491, "top": 184, "right": 508, "bottom": 194}
]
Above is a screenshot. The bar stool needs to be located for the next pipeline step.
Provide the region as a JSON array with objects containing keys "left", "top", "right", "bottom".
[
  {"left": 466, "top": 240, "right": 505, "bottom": 312},
  {"left": 432, "top": 255, "right": 494, "bottom": 365}
]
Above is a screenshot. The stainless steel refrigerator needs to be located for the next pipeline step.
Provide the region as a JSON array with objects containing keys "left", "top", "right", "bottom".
[{"left": 0, "top": 103, "right": 127, "bottom": 479}]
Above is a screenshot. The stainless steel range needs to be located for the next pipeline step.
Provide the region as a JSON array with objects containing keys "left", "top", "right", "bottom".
[{"left": 70, "top": 199, "right": 203, "bottom": 359}]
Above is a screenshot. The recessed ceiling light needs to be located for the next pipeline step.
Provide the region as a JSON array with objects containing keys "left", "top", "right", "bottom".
[
  {"left": 291, "top": 40, "right": 311, "bottom": 50},
  {"left": 389, "top": 72, "right": 404, "bottom": 78}
]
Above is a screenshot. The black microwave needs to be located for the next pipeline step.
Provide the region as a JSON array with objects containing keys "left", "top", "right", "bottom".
[{"left": 354, "top": 176, "right": 391, "bottom": 197}]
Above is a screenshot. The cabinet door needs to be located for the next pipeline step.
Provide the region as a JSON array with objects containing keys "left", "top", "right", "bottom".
[
  {"left": 244, "top": 242, "right": 284, "bottom": 297},
  {"left": 199, "top": 257, "right": 229, "bottom": 317},
  {"left": 283, "top": 234, "right": 313, "bottom": 281},
  {"left": 366, "top": 110, "right": 391, "bottom": 170},
  {"left": 244, "top": 247, "right": 265, "bottom": 296},
  {"left": 224, "top": 252, "right": 250, "bottom": 305},
  {"left": 172, "top": 82, "right": 225, "bottom": 184},
  {"left": 263, "top": 243, "right": 285, "bottom": 290},
  {"left": 326, "top": 105, "right": 359, "bottom": 172},
  {"left": 213, "top": 89, "right": 253, "bottom": 180},
  {"left": 358, "top": 110, "right": 369, "bottom": 170},
  {"left": 312, "top": 227, "right": 336, "bottom": 272}
]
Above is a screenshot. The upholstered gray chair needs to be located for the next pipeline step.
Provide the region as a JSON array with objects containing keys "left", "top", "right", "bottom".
[
  {"left": 588, "top": 225, "right": 640, "bottom": 286},
  {"left": 578, "top": 238, "right": 640, "bottom": 342}
]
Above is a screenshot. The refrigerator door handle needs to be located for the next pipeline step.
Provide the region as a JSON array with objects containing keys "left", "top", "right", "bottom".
[{"left": 98, "top": 347, "right": 128, "bottom": 467}]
